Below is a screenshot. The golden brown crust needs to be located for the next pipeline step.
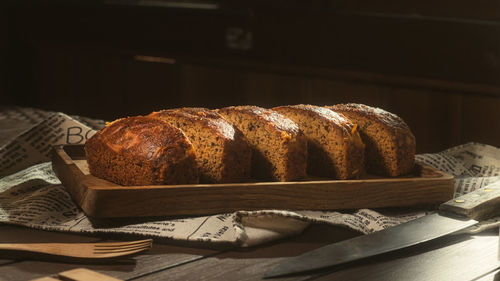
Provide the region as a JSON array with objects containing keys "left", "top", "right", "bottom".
[
  {"left": 217, "top": 106, "right": 307, "bottom": 182},
  {"left": 150, "top": 108, "right": 237, "bottom": 140},
  {"left": 273, "top": 104, "right": 365, "bottom": 179},
  {"left": 329, "top": 103, "right": 416, "bottom": 176},
  {"left": 148, "top": 108, "right": 252, "bottom": 183},
  {"left": 218, "top": 106, "right": 301, "bottom": 136},
  {"left": 330, "top": 103, "right": 411, "bottom": 131},
  {"left": 84, "top": 116, "right": 198, "bottom": 186}
]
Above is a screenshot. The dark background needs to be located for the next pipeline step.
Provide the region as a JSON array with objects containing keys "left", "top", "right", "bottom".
[{"left": 1, "top": 0, "right": 500, "bottom": 153}]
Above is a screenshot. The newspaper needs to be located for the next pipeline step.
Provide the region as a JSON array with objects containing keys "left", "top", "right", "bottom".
[{"left": 0, "top": 108, "right": 499, "bottom": 247}]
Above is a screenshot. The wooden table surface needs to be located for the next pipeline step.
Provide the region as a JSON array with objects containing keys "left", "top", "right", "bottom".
[
  {"left": 0, "top": 223, "right": 499, "bottom": 281},
  {"left": 1, "top": 110, "right": 499, "bottom": 281}
]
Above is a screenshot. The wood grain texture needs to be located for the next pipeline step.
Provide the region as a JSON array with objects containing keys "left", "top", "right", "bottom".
[
  {"left": 58, "top": 268, "right": 122, "bottom": 281},
  {"left": 0, "top": 225, "right": 221, "bottom": 281},
  {"left": 52, "top": 145, "right": 454, "bottom": 218},
  {"left": 439, "top": 182, "right": 500, "bottom": 220},
  {"left": 313, "top": 231, "right": 500, "bottom": 281},
  {"left": 0, "top": 224, "right": 358, "bottom": 281},
  {"left": 132, "top": 228, "right": 500, "bottom": 281},
  {"left": 29, "top": 277, "right": 60, "bottom": 281},
  {"left": 126, "top": 224, "right": 361, "bottom": 281},
  {"left": 2, "top": 223, "right": 498, "bottom": 281}
]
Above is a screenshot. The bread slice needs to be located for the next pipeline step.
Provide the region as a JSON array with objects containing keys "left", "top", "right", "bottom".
[
  {"left": 273, "top": 104, "right": 365, "bottom": 179},
  {"left": 85, "top": 116, "right": 198, "bottom": 186},
  {"left": 217, "top": 106, "right": 307, "bottom": 182},
  {"left": 329, "top": 103, "right": 416, "bottom": 176},
  {"left": 149, "top": 108, "right": 252, "bottom": 183}
]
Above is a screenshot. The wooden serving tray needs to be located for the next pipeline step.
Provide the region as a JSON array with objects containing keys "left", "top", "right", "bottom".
[{"left": 52, "top": 145, "right": 454, "bottom": 218}]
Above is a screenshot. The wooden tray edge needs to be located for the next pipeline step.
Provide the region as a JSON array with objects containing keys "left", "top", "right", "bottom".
[{"left": 52, "top": 145, "right": 455, "bottom": 218}]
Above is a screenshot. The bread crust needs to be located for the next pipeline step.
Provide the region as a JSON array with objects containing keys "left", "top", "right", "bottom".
[
  {"left": 217, "top": 106, "right": 307, "bottom": 181},
  {"left": 85, "top": 116, "right": 198, "bottom": 186},
  {"left": 330, "top": 103, "right": 416, "bottom": 176},
  {"left": 219, "top": 105, "right": 302, "bottom": 134},
  {"left": 149, "top": 108, "right": 252, "bottom": 183},
  {"left": 273, "top": 104, "right": 365, "bottom": 179}
]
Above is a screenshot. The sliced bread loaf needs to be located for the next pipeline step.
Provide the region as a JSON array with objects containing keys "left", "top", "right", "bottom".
[
  {"left": 217, "top": 106, "right": 307, "bottom": 182},
  {"left": 149, "top": 108, "right": 252, "bottom": 183},
  {"left": 273, "top": 104, "right": 365, "bottom": 179},
  {"left": 85, "top": 116, "right": 199, "bottom": 186},
  {"left": 329, "top": 103, "right": 415, "bottom": 176}
]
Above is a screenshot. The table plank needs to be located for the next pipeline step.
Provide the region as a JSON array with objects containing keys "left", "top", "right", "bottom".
[
  {"left": 0, "top": 224, "right": 223, "bottom": 281},
  {"left": 132, "top": 224, "right": 360, "bottom": 281},
  {"left": 0, "top": 224, "right": 102, "bottom": 267},
  {"left": 313, "top": 230, "right": 500, "bottom": 281},
  {"left": 0, "top": 224, "right": 361, "bottom": 281},
  {"left": 2, "top": 216, "right": 498, "bottom": 281}
]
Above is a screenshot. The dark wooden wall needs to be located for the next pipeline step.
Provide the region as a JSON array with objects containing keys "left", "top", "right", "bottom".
[
  {"left": 3, "top": 2, "right": 500, "bottom": 153},
  {"left": 0, "top": 4, "right": 7, "bottom": 104}
]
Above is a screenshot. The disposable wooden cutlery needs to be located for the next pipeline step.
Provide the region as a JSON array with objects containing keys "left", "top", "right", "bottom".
[{"left": 0, "top": 239, "right": 152, "bottom": 259}]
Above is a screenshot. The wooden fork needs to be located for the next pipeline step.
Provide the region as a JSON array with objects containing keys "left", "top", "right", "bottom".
[{"left": 0, "top": 239, "right": 152, "bottom": 259}]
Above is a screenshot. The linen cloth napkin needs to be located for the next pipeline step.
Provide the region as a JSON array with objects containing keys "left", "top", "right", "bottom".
[{"left": 1, "top": 107, "right": 499, "bottom": 247}]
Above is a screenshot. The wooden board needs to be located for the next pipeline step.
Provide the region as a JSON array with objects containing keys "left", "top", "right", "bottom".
[{"left": 51, "top": 145, "right": 454, "bottom": 218}]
